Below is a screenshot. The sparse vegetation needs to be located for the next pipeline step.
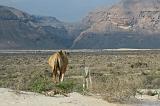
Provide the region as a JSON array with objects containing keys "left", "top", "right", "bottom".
[
  {"left": 56, "top": 80, "right": 83, "bottom": 93},
  {"left": 0, "top": 51, "right": 160, "bottom": 103},
  {"left": 131, "top": 62, "right": 148, "bottom": 68},
  {"left": 90, "top": 75, "right": 144, "bottom": 103},
  {"left": 29, "top": 74, "right": 54, "bottom": 93},
  {"left": 147, "top": 90, "right": 157, "bottom": 96}
]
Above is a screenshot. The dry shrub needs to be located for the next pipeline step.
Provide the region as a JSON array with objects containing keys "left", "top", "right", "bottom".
[
  {"left": 146, "top": 90, "right": 157, "bottom": 96},
  {"left": 90, "top": 75, "right": 144, "bottom": 103},
  {"left": 152, "top": 78, "right": 160, "bottom": 88},
  {"left": 131, "top": 62, "right": 148, "bottom": 68}
]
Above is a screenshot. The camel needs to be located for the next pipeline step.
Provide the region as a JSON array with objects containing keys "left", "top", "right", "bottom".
[{"left": 48, "top": 50, "right": 68, "bottom": 83}]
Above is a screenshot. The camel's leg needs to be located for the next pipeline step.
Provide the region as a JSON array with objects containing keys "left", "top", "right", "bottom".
[
  {"left": 59, "top": 67, "right": 66, "bottom": 82},
  {"left": 59, "top": 71, "right": 62, "bottom": 82},
  {"left": 59, "top": 70, "right": 64, "bottom": 82},
  {"left": 60, "top": 73, "right": 65, "bottom": 82},
  {"left": 52, "top": 68, "right": 57, "bottom": 83}
]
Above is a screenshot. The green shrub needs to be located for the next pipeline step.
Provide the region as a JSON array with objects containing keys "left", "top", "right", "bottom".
[
  {"left": 29, "top": 75, "right": 54, "bottom": 93},
  {"left": 54, "top": 79, "right": 83, "bottom": 93},
  {"left": 29, "top": 73, "right": 83, "bottom": 94}
]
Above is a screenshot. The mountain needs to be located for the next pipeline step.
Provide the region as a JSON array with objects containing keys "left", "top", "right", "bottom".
[
  {"left": 1, "top": 0, "right": 160, "bottom": 50},
  {"left": 0, "top": 5, "right": 72, "bottom": 49},
  {"left": 72, "top": 0, "right": 160, "bottom": 49}
]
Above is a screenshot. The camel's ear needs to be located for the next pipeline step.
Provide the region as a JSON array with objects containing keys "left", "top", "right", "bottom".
[
  {"left": 64, "top": 51, "right": 69, "bottom": 56},
  {"left": 58, "top": 50, "right": 63, "bottom": 55},
  {"left": 66, "top": 52, "right": 69, "bottom": 55},
  {"left": 59, "top": 50, "right": 63, "bottom": 54}
]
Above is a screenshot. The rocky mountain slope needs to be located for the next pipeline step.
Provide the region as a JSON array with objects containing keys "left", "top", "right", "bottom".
[
  {"left": 1, "top": 0, "right": 160, "bottom": 49},
  {"left": 72, "top": 0, "right": 160, "bottom": 49},
  {"left": 0, "top": 5, "right": 72, "bottom": 49}
]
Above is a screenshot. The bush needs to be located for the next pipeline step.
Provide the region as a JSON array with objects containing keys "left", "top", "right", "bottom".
[
  {"left": 56, "top": 80, "right": 83, "bottom": 93},
  {"left": 91, "top": 75, "right": 144, "bottom": 103},
  {"left": 147, "top": 90, "right": 157, "bottom": 96},
  {"left": 28, "top": 72, "right": 84, "bottom": 94},
  {"left": 29, "top": 74, "right": 54, "bottom": 93},
  {"left": 131, "top": 62, "right": 148, "bottom": 68}
]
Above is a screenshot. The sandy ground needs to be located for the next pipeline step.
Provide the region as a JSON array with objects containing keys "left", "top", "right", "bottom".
[
  {"left": 0, "top": 88, "right": 127, "bottom": 106},
  {"left": 0, "top": 88, "right": 159, "bottom": 106}
]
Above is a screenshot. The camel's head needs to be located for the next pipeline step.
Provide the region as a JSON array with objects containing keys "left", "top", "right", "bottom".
[{"left": 59, "top": 50, "right": 69, "bottom": 56}]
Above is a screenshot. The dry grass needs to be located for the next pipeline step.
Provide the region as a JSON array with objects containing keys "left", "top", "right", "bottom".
[
  {"left": 0, "top": 51, "right": 160, "bottom": 103},
  {"left": 91, "top": 75, "right": 144, "bottom": 103}
]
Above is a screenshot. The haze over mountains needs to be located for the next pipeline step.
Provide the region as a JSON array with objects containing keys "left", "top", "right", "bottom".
[
  {"left": 73, "top": 0, "right": 160, "bottom": 49},
  {"left": 0, "top": 5, "right": 73, "bottom": 49},
  {"left": 0, "top": 0, "right": 160, "bottom": 49}
]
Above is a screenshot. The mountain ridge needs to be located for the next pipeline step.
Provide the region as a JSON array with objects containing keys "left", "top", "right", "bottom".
[
  {"left": 0, "top": 5, "right": 73, "bottom": 49},
  {"left": 72, "top": 0, "right": 160, "bottom": 49},
  {"left": 1, "top": 0, "right": 160, "bottom": 49}
]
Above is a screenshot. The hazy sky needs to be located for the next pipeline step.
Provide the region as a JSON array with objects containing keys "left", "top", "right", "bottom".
[{"left": 0, "top": 0, "right": 119, "bottom": 22}]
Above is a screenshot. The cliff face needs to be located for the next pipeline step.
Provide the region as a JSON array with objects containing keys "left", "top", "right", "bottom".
[
  {"left": 72, "top": 0, "right": 160, "bottom": 49},
  {"left": 0, "top": 6, "right": 72, "bottom": 49},
  {"left": 1, "top": 0, "right": 160, "bottom": 49}
]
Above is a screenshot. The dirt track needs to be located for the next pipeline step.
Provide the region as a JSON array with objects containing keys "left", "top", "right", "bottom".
[
  {"left": 0, "top": 88, "right": 125, "bottom": 106},
  {"left": 0, "top": 88, "right": 160, "bottom": 106}
]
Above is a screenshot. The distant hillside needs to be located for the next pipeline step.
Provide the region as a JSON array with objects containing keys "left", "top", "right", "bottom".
[
  {"left": 0, "top": 5, "right": 72, "bottom": 49},
  {"left": 1, "top": 0, "right": 160, "bottom": 49},
  {"left": 72, "top": 0, "right": 160, "bottom": 49}
]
